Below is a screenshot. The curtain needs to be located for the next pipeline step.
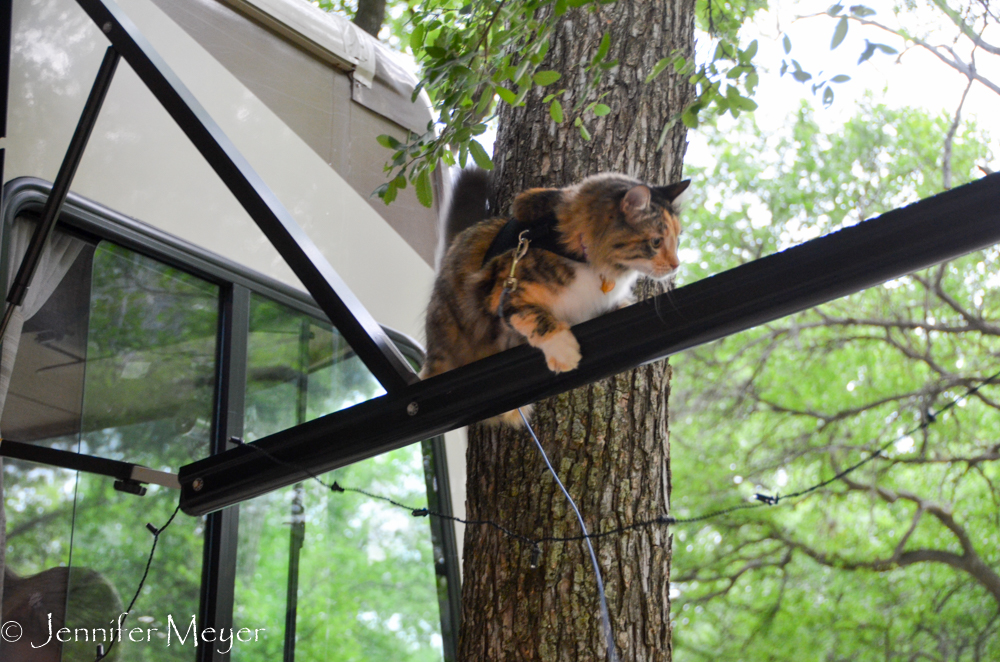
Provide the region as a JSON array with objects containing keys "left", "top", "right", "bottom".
[{"left": 0, "top": 217, "right": 86, "bottom": 619}]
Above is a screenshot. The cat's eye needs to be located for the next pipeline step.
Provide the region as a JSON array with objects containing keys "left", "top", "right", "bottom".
[{"left": 649, "top": 237, "right": 663, "bottom": 249}]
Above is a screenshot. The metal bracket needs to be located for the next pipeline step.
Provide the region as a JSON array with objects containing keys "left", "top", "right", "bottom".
[{"left": 0, "top": 438, "right": 180, "bottom": 493}]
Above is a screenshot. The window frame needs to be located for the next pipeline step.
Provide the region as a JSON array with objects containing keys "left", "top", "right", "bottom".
[{"left": 0, "top": 176, "right": 461, "bottom": 662}]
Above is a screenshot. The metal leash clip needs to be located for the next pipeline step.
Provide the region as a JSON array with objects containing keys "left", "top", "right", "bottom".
[{"left": 504, "top": 230, "right": 531, "bottom": 291}]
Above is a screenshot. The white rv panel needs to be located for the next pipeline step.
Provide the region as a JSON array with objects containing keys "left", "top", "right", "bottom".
[{"left": 6, "top": 0, "right": 433, "bottom": 341}]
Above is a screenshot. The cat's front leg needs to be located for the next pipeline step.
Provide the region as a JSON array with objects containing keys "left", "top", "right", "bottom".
[{"left": 506, "top": 304, "right": 581, "bottom": 373}]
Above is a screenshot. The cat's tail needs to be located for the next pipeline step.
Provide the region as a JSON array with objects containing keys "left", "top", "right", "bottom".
[{"left": 441, "top": 167, "right": 492, "bottom": 251}]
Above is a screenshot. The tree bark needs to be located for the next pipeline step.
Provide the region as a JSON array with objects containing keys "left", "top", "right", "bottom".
[
  {"left": 353, "top": 0, "right": 387, "bottom": 38},
  {"left": 458, "top": 2, "right": 694, "bottom": 661}
]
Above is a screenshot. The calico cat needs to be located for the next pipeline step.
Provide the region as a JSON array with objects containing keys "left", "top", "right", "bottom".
[{"left": 422, "top": 168, "right": 689, "bottom": 422}]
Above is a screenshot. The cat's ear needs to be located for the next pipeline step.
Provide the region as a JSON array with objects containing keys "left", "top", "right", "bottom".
[
  {"left": 513, "top": 188, "right": 562, "bottom": 223},
  {"left": 621, "top": 185, "right": 651, "bottom": 217},
  {"left": 653, "top": 179, "right": 691, "bottom": 202}
]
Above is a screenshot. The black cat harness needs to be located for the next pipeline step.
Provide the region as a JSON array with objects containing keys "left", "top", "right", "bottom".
[{"left": 482, "top": 212, "right": 587, "bottom": 268}]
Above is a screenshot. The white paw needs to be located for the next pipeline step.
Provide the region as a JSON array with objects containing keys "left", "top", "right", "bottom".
[{"left": 539, "top": 330, "right": 581, "bottom": 373}]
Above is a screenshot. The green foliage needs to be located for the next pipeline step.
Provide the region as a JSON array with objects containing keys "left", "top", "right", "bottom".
[
  {"left": 780, "top": 4, "right": 896, "bottom": 106},
  {"left": 353, "top": 0, "right": 769, "bottom": 206},
  {"left": 231, "top": 448, "right": 442, "bottom": 662},
  {"left": 782, "top": 1, "right": 1000, "bottom": 107},
  {"left": 671, "top": 102, "right": 999, "bottom": 660}
]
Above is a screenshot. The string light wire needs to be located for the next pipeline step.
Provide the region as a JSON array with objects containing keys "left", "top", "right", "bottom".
[
  {"left": 96, "top": 368, "right": 999, "bottom": 662},
  {"left": 95, "top": 502, "right": 181, "bottom": 661},
  {"left": 235, "top": 368, "right": 1000, "bottom": 547}
]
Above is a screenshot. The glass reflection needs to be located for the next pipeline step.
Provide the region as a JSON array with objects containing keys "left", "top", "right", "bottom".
[
  {"left": 2, "top": 233, "right": 218, "bottom": 661},
  {"left": 232, "top": 295, "right": 443, "bottom": 662}
]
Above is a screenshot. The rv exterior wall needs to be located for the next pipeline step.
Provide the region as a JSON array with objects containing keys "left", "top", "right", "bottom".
[{"left": 4, "top": 0, "right": 434, "bottom": 342}]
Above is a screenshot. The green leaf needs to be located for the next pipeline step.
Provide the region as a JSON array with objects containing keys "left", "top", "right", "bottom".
[
  {"left": 550, "top": 99, "right": 564, "bottom": 123},
  {"left": 468, "top": 140, "right": 493, "bottom": 170},
  {"left": 831, "top": 17, "right": 849, "bottom": 49},
  {"left": 822, "top": 86, "right": 835, "bottom": 106},
  {"left": 496, "top": 86, "right": 518, "bottom": 105},
  {"left": 476, "top": 89, "right": 495, "bottom": 114},
  {"left": 593, "top": 103, "right": 611, "bottom": 117},
  {"left": 792, "top": 69, "right": 812, "bottom": 82},
  {"left": 681, "top": 105, "right": 699, "bottom": 128},
  {"left": 783, "top": 34, "right": 792, "bottom": 54},
  {"left": 579, "top": 124, "right": 591, "bottom": 141},
  {"left": 874, "top": 43, "right": 898, "bottom": 54},
  {"left": 533, "top": 70, "right": 562, "bottom": 86},
  {"left": 858, "top": 41, "right": 877, "bottom": 63},
  {"left": 656, "top": 117, "right": 677, "bottom": 150},
  {"left": 410, "top": 24, "right": 425, "bottom": 49},
  {"left": 424, "top": 45, "right": 447, "bottom": 59},
  {"left": 591, "top": 33, "right": 611, "bottom": 67},
  {"left": 555, "top": 0, "right": 568, "bottom": 16},
  {"left": 849, "top": 4, "right": 876, "bottom": 17},
  {"left": 376, "top": 134, "right": 401, "bottom": 149},
  {"left": 831, "top": 74, "right": 851, "bottom": 83},
  {"left": 513, "top": 58, "right": 532, "bottom": 84},
  {"left": 828, "top": 3, "right": 843, "bottom": 15},
  {"left": 646, "top": 57, "right": 671, "bottom": 84},
  {"left": 415, "top": 168, "right": 433, "bottom": 208},
  {"left": 382, "top": 180, "right": 398, "bottom": 205},
  {"left": 742, "top": 39, "right": 758, "bottom": 61}
]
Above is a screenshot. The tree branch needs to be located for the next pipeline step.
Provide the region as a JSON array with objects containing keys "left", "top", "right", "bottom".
[
  {"left": 943, "top": 74, "right": 975, "bottom": 189},
  {"left": 929, "top": 0, "right": 1000, "bottom": 56},
  {"left": 833, "top": 475, "right": 1000, "bottom": 605}
]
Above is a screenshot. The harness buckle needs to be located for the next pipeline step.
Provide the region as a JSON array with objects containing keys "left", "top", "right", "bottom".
[{"left": 504, "top": 230, "right": 531, "bottom": 292}]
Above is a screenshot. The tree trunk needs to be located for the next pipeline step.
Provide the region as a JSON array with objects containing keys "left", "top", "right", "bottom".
[
  {"left": 458, "top": 2, "right": 694, "bottom": 661},
  {"left": 353, "top": 0, "right": 387, "bottom": 38}
]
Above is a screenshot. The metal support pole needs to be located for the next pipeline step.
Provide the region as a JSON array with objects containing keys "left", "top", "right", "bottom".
[
  {"left": 0, "top": 439, "right": 179, "bottom": 490},
  {"left": 0, "top": 46, "right": 119, "bottom": 338},
  {"left": 283, "top": 483, "right": 305, "bottom": 662}
]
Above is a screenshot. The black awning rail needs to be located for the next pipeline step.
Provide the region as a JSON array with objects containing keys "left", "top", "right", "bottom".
[{"left": 178, "top": 173, "right": 1000, "bottom": 516}]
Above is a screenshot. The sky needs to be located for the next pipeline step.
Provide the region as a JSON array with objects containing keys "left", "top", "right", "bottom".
[
  {"left": 446, "top": 0, "right": 1000, "bottom": 174},
  {"left": 685, "top": 0, "right": 1000, "bottom": 169}
]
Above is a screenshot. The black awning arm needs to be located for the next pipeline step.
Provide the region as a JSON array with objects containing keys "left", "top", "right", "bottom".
[
  {"left": 178, "top": 173, "right": 1000, "bottom": 516},
  {"left": 73, "top": 0, "right": 417, "bottom": 392}
]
